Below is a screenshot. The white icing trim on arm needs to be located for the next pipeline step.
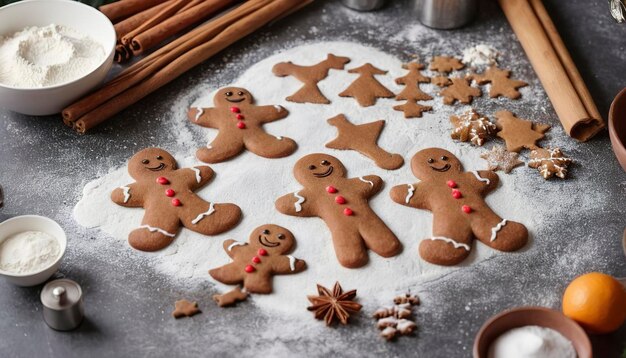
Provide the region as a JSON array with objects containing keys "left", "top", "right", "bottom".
[
  {"left": 121, "top": 186, "right": 131, "bottom": 203},
  {"left": 275, "top": 136, "right": 283, "bottom": 140},
  {"left": 191, "top": 203, "right": 215, "bottom": 224},
  {"left": 427, "top": 237, "right": 471, "bottom": 251},
  {"left": 138, "top": 225, "right": 175, "bottom": 237},
  {"left": 190, "top": 167, "right": 202, "bottom": 183},
  {"left": 490, "top": 219, "right": 508, "bottom": 242},
  {"left": 471, "top": 171, "right": 490, "bottom": 185},
  {"left": 194, "top": 107, "right": 204, "bottom": 121},
  {"left": 227, "top": 242, "right": 247, "bottom": 251},
  {"left": 287, "top": 255, "right": 296, "bottom": 271},
  {"left": 405, "top": 184, "right": 415, "bottom": 204},
  {"left": 293, "top": 191, "right": 305, "bottom": 212},
  {"left": 274, "top": 105, "right": 283, "bottom": 111},
  {"left": 359, "top": 176, "right": 374, "bottom": 187}
]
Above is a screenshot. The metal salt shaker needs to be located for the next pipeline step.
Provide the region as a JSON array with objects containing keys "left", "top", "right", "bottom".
[
  {"left": 341, "top": 0, "right": 387, "bottom": 11},
  {"left": 41, "top": 279, "right": 84, "bottom": 331},
  {"left": 414, "top": 0, "right": 477, "bottom": 29}
]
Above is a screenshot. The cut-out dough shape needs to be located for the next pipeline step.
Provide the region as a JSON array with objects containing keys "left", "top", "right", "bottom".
[
  {"left": 339, "top": 63, "right": 395, "bottom": 107},
  {"left": 393, "top": 62, "right": 433, "bottom": 118},
  {"left": 495, "top": 110, "right": 550, "bottom": 152},
  {"left": 472, "top": 66, "right": 528, "bottom": 99},
  {"left": 429, "top": 56, "right": 465, "bottom": 73},
  {"left": 439, "top": 77, "right": 482, "bottom": 105}
]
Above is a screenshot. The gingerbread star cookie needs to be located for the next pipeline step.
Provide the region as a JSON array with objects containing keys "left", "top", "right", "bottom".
[
  {"left": 450, "top": 109, "right": 497, "bottom": 146},
  {"left": 472, "top": 66, "right": 528, "bottom": 99},
  {"left": 429, "top": 56, "right": 465, "bottom": 73},
  {"left": 172, "top": 299, "right": 200, "bottom": 318},
  {"left": 393, "top": 62, "right": 433, "bottom": 118},
  {"left": 326, "top": 114, "right": 404, "bottom": 170},
  {"left": 480, "top": 146, "right": 524, "bottom": 173},
  {"left": 495, "top": 110, "right": 550, "bottom": 152},
  {"left": 439, "top": 77, "right": 482, "bottom": 105},
  {"left": 339, "top": 63, "right": 395, "bottom": 107},
  {"left": 528, "top": 148, "right": 572, "bottom": 179}
]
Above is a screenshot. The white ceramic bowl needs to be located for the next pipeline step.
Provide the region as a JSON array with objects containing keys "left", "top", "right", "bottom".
[
  {"left": 0, "top": 0, "right": 116, "bottom": 115},
  {"left": 0, "top": 215, "right": 67, "bottom": 287}
]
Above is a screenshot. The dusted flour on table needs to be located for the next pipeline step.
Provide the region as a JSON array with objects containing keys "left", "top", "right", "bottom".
[
  {"left": 0, "top": 24, "right": 105, "bottom": 88},
  {"left": 0, "top": 231, "right": 60, "bottom": 274}
]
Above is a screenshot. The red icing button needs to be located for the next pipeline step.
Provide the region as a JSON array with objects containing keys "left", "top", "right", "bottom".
[
  {"left": 452, "top": 189, "right": 462, "bottom": 199},
  {"left": 335, "top": 196, "right": 346, "bottom": 204},
  {"left": 237, "top": 121, "right": 246, "bottom": 129},
  {"left": 230, "top": 106, "right": 240, "bottom": 113},
  {"left": 156, "top": 177, "right": 169, "bottom": 185},
  {"left": 343, "top": 208, "right": 353, "bottom": 216},
  {"left": 462, "top": 205, "right": 472, "bottom": 214},
  {"left": 326, "top": 186, "right": 337, "bottom": 193},
  {"left": 447, "top": 180, "right": 457, "bottom": 188},
  {"left": 165, "top": 189, "right": 175, "bottom": 197},
  {"left": 172, "top": 198, "right": 182, "bottom": 207},
  {"left": 258, "top": 248, "right": 268, "bottom": 256},
  {"left": 252, "top": 256, "right": 261, "bottom": 264},
  {"left": 236, "top": 114, "right": 244, "bottom": 120},
  {"left": 244, "top": 265, "right": 255, "bottom": 273}
]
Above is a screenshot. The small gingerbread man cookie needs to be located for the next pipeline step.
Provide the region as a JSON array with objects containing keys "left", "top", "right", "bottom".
[
  {"left": 209, "top": 224, "right": 306, "bottom": 294},
  {"left": 111, "top": 148, "right": 242, "bottom": 251},
  {"left": 188, "top": 87, "right": 297, "bottom": 163},
  {"left": 390, "top": 148, "right": 528, "bottom": 266},
  {"left": 275, "top": 153, "right": 402, "bottom": 268}
]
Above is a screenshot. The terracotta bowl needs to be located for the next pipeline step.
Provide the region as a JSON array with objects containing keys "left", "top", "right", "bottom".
[
  {"left": 609, "top": 87, "right": 626, "bottom": 172},
  {"left": 473, "top": 307, "right": 592, "bottom": 358}
]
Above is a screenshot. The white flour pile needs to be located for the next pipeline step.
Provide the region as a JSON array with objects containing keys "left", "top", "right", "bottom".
[
  {"left": 462, "top": 44, "right": 499, "bottom": 67},
  {"left": 0, "top": 231, "right": 60, "bottom": 274},
  {"left": 0, "top": 24, "right": 105, "bottom": 88},
  {"left": 74, "top": 42, "right": 539, "bottom": 319}
]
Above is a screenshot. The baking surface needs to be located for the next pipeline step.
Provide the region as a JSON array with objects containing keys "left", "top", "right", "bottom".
[{"left": 0, "top": 0, "right": 625, "bottom": 357}]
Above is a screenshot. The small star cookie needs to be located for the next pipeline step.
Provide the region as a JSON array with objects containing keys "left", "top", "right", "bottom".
[
  {"left": 480, "top": 146, "right": 524, "bottom": 173},
  {"left": 495, "top": 111, "right": 550, "bottom": 152},
  {"left": 172, "top": 299, "right": 201, "bottom": 318}
]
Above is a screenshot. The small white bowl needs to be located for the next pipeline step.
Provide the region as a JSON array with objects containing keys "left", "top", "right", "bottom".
[
  {"left": 0, "top": 215, "right": 67, "bottom": 287},
  {"left": 0, "top": 0, "right": 116, "bottom": 115}
]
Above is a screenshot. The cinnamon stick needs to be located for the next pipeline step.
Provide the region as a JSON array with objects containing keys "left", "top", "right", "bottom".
[
  {"left": 120, "top": 0, "right": 193, "bottom": 46},
  {"left": 130, "top": 0, "right": 236, "bottom": 55},
  {"left": 498, "top": 0, "right": 604, "bottom": 141},
  {"left": 71, "top": 0, "right": 311, "bottom": 133},
  {"left": 99, "top": 0, "right": 170, "bottom": 23},
  {"left": 113, "top": 0, "right": 174, "bottom": 40}
]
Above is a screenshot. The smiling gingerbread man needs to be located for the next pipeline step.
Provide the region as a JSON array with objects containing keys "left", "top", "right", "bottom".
[
  {"left": 209, "top": 224, "right": 307, "bottom": 294},
  {"left": 275, "top": 153, "right": 401, "bottom": 268},
  {"left": 111, "top": 148, "right": 242, "bottom": 252},
  {"left": 188, "top": 87, "right": 297, "bottom": 163},
  {"left": 390, "top": 148, "right": 528, "bottom": 266}
]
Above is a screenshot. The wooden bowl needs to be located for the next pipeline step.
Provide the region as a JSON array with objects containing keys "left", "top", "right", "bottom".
[
  {"left": 609, "top": 87, "right": 626, "bottom": 172},
  {"left": 473, "top": 307, "right": 592, "bottom": 358}
]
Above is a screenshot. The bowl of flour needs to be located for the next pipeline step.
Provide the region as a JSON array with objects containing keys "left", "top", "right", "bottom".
[
  {"left": 0, "top": 215, "right": 67, "bottom": 287},
  {"left": 0, "top": 0, "right": 115, "bottom": 115}
]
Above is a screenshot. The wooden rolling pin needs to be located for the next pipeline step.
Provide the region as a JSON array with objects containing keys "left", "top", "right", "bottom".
[{"left": 498, "top": 0, "right": 605, "bottom": 142}]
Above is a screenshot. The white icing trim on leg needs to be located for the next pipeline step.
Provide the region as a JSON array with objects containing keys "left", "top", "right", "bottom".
[
  {"left": 121, "top": 186, "right": 131, "bottom": 203},
  {"left": 191, "top": 203, "right": 215, "bottom": 224},
  {"left": 227, "top": 242, "right": 247, "bottom": 251},
  {"left": 190, "top": 167, "right": 202, "bottom": 183},
  {"left": 287, "top": 255, "right": 296, "bottom": 271},
  {"left": 405, "top": 184, "right": 415, "bottom": 204},
  {"left": 138, "top": 225, "right": 176, "bottom": 237},
  {"left": 359, "top": 176, "right": 374, "bottom": 187},
  {"left": 275, "top": 136, "right": 283, "bottom": 140},
  {"left": 471, "top": 171, "right": 490, "bottom": 185},
  {"left": 274, "top": 105, "right": 283, "bottom": 111},
  {"left": 206, "top": 144, "right": 213, "bottom": 149},
  {"left": 490, "top": 219, "right": 508, "bottom": 242},
  {"left": 293, "top": 191, "right": 305, "bottom": 212},
  {"left": 428, "top": 237, "right": 471, "bottom": 251},
  {"left": 194, "top": 107, "right": 204, "bottom": 121}
]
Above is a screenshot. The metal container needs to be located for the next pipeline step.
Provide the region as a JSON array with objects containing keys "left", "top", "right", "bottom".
[
  {"left": 415, "top": 0, "right": 477, "bottom": 29},
  {"left": 41, "top": 279, "right": 84, "bottom": 331},
  {"left": 341, "top": 0, "right": 386, "bottom": 11}
]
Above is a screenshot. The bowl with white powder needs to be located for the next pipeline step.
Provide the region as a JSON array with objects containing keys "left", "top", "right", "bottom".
[
  {"left": 0, "top": 215, "right": 67, "bottom": 287},
  {"left": 473, "top": 307, "right": 592, "bottom": 358},
  {"left": 0, "top": 0, "right": 115, "bottom": 115}
]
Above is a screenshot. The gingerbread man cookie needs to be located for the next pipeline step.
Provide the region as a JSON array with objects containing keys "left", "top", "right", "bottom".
[
  {"left": 111, "top": 148, "right": 241, "bottom": 251},
  {"left": 390, "top": 148, "right": 528, "bottom": 266},
  {"left": 188, "top": 87, "right": 297, "bottom": 163},
  {"left": 275, "top": 154, "right": 401, "bottom": 268},
  {"left": 209, "top": 224, "right": 306, "bottom": 294}
]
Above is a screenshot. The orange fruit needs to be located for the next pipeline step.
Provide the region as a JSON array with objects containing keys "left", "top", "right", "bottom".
[{"left": 562, "top": 272, "right": 626, "bottom": 334}]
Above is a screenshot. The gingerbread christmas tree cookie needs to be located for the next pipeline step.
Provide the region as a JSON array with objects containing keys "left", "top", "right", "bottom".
[
  {"left": 393, "top": 62, "right": 433, "bottom": 118},
  {"left": 272, "top": 54, "right": 350, "bottom": 104},
  {"left": 495, "top": 110, "right": 550, "bottom": 152},
  {"left": 188, "top": 87, "right": 297, "bottom": 163},
  {"left": 472, "top": 66, "right": 527, "bottom": 99},
  {"left": 339, "top": 63, "right": 395, "bottom": 107},
  {"left": 439, "top": 77, "right": 481, "bottom": 105},
  {"left": 326, "top": 114, "right": 404, "bottom": 170}
]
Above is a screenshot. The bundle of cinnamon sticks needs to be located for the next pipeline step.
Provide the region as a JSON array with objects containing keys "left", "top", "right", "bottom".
[{"left": 63, "top": 0, "right": 312, "bottom": 133}]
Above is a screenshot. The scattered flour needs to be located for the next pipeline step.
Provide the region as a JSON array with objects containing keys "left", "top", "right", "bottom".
[
  {"left": 0, "top": 231, "right": 60, "bottom": 274},
  {"left": 0, "top": 24, "right": 105, "bottom": 88}
]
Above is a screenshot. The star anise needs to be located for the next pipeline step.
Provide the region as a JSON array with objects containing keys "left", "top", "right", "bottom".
[{"left": 307, "top": 282, "right": 362, "bottom": 326}]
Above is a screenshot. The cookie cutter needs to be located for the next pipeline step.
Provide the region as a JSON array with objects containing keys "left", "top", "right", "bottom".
[
  {"left": 41, "top": 279, "right": 84, "bottom": 331},
  {"left": 340, "top": 0, "right": 386, "bottom": 11},
  {"left": 609, "top": 0, "right": 626, "bottom": 22},
  {"left": 414, "top": 0, "right": 477, "bottom": 29}
]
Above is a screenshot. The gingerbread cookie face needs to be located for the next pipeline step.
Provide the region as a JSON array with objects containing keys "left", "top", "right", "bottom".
[
  {"left": 188, "top": 87, "right": 297, "bottom": 163},
  {"left": 391, "top": 148, "right": 528, "bottom": 266},
  {"left": 111, "top": 148, "right": 242, "bottom": 251},
  {"left": 209, "top": 224, "right": 306, "bottom": 294},
  {"left": 276, "top": 153, "right": 401, "bottom": 268}
]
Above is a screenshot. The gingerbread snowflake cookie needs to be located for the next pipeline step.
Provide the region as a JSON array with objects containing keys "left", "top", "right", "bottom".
[
  {"left": 450, "top": 109, "right": 497, "bottom": 146},
  {"left": 209, "top": 224, "right": 306, "bottom": 294},
  {"left": 472, "top": 66, "right": 527, "bottom": 99},
  {"left": 374, "top": 293, "right": 420, "bottom": 341},
  {"left": 528, "top": 148, "right": 572, "bottom": 179},
  {"left": 390, "top": 148, "right": 528, "bottom": 266},
  {"left": 275, "top": 153, "right": 401, "bottom": 268},
  {"left": 188, "top": 87, "right": 297, "bottom": 163},
  {"left": 111, "top": 148, "right": 241, "bottom": 252}
]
